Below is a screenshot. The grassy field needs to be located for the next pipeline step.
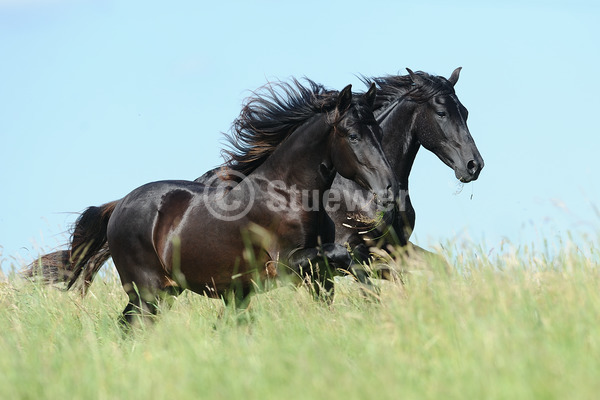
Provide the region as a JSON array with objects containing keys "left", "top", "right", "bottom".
[{"left": 1, "top": 240, "right": 599, "bottom": 400}]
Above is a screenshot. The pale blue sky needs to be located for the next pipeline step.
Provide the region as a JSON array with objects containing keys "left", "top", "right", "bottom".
[{"left": 1, "top": 1, "right": 599, "bottom": 269}]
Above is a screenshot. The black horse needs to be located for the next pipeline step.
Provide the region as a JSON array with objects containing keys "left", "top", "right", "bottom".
[
  {"left": 24, "top": 79, "right": 396, "bottom": 324},
  {"left": 327, "top": 68, "right": 483, "bottom": 273}
]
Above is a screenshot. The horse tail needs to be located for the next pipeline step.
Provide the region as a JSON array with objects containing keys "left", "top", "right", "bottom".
[{"left": 22, "top": 200, "right": 119, "bottom": 295}]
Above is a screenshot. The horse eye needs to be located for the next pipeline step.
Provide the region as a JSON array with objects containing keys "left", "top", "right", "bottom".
[
  {"left": 436, "top": 111, "right": 446, "bottom": 117},
  {"left": 349, "top": 134, "right": 360, "bottom": 143}
]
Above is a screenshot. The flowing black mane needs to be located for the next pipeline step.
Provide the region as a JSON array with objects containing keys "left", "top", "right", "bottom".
[
  {"left": 363, "top": 71, "right": 455, "bottom": 112},
  {"left": 221, "top": 79, "right": 342, "bottom": 181}
]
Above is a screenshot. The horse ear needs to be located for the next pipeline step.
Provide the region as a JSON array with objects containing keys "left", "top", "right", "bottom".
[
  {"left": 449, "top": 67, "right": 462, "bottom": 86},
  {"left": 406, "top": 68, "right": 421, "bottom": 85},
  {"left": 364, "top": 82, "right": 377, "bottom": 109},
  {"left": 336, "top": 84, "right": 353, "bottom": 113}
]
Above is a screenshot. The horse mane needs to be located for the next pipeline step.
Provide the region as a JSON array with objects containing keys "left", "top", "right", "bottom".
[
  {"left": 362, "top": 70, "right": 455, "bottom": 111},
  {"left": 221, "top": 78, "right": 341, "bottom": 181}
]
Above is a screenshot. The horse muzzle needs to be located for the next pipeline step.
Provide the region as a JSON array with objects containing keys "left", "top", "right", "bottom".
[
  {"left": 373, "top": 183, "right": 397, "bottom": 211},
  {"left": 456, "top": 157, "right": 484, "bottom": 183}
]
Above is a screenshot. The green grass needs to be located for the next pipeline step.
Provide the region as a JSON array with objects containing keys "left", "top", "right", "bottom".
[{"left": 1, "top": 240, "right": 599, "bottom": 400}]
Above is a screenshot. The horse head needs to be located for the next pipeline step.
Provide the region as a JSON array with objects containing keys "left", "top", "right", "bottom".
[{"left": 408, "top": 67, "right": 484, "bottom": 182}]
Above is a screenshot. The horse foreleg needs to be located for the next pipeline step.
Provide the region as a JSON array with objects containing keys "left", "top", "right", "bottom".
[
  {"left": 288, "top": 244, "right": 352, "bottom": 302},
  {"left": 341, "top": 243, "right": 381, "bottom": 300}
]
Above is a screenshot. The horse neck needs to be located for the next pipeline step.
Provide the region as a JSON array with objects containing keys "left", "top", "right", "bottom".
[
  {"left": 255, "top": 114, "right": 334, "bottom": 192},
  {"left": 377, "top": 99, "right": 421, "bottom": 190}
]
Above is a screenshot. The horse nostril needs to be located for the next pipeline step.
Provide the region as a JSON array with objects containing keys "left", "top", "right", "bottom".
[{"left": 467, "top": 160, "right": 479, "bottom": 174}]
